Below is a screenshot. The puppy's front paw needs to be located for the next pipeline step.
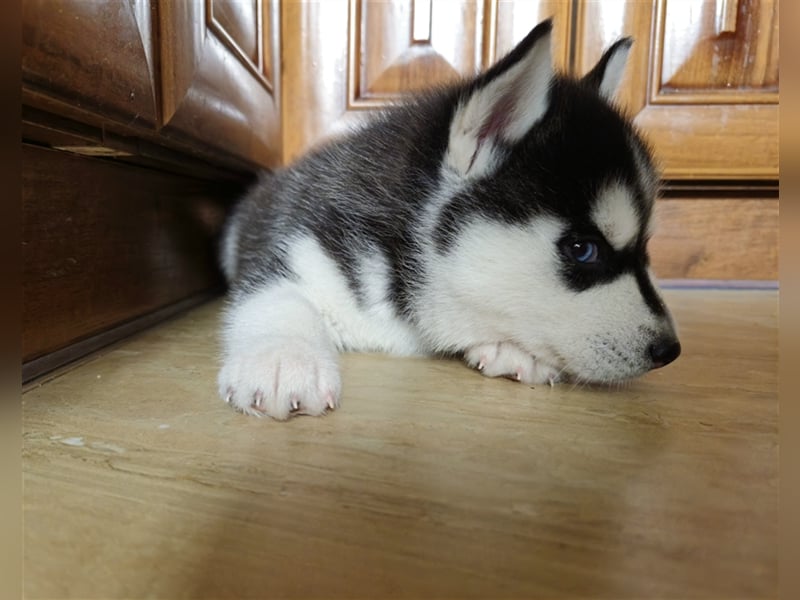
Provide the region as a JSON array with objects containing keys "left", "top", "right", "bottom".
[
  {"left": 218, "top": 339, "right": 341, "bottom": 420},
  {"left": 465, "top": 342, "right": 560, "bottom": 385}
]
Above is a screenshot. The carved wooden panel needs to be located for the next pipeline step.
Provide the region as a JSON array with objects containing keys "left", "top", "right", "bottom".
[
  {"left": 654, "top": 0, "right": 778, "bottom": 103},
  {"left": 210, "top": 1, "right": 260, "bottom": 66},
  {"left": 348, "top": 0, "right": 485, "bottom": 107},
  {"left": 283, "top": 0, "right": 571, "bottom": 162},
  {"left": 208, "top": 0, "right": 275, "bottom": 90},
  {"left": 573, "top": 0, "right": 778, "bottom": 180},
  {"left": 492, "top": 0, "right": 571, "bottom": 68},
  {"left": 22, "top": 0, "right": 158, "bottom": 128},
  {"left": 160, "top": 0, "right": 280, "bottom": 169}
]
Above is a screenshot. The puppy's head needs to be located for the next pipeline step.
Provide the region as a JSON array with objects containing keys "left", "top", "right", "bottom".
[{"left": 437, "top": 20, "right": 680, "bottom": 383}]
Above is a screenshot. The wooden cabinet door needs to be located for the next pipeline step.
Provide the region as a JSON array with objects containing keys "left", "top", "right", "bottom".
[
  {"left": 281, "top": 0, "right": 571, "bottom": 162},
  {"left": 160, "top": 0, "right": 282, "bottom": 169},
  {"left": 573, "top": 0, "right": 779, "bottom": 180},
  {"left": 22, "top": 0, "right": 159, "bottom": 129}
]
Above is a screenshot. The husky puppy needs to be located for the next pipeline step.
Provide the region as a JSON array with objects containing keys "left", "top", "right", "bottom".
[{"left": 218, "top": 19, "right": 681, "bottom": 419}]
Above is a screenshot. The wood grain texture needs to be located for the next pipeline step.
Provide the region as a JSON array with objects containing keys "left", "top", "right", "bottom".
[
  {"left": 22, "top": 0, "right": 159, "bottom": 127},
  {"left": 22, "top": 290, "right": 777, "bottom": 598},
  {"left": 21, "top": 144, "right": 238, "bottom": 363},
  {"left": 573, "top": 0, "right": 778, "bottom": 180},
  {"left": 634, "top": 103, "right": 778, "bottom": 179},
  {"left": 281, "top": 0, "right": 351, "bottom": 162},
  {"left": 650, "top": 197, "right": 778, "bottom": 280}
]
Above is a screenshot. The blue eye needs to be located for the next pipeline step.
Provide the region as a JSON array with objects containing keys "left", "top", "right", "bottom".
[{"left": 570, "top": 241, "right": 599, "bottom": 264}]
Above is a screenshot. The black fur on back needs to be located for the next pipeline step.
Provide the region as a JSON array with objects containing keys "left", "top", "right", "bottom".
[
  {"left": 229, "top": 64, "right": 658, "bottom": 316},
  {"left": 231, "top": 86, "right": 459, "bottom": 313}
]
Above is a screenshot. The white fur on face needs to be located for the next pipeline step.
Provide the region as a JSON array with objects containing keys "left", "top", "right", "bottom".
[
  {"left": 591, "top": 182, "right": 642, "bottom": 250},
  {"left": 414, "top": 216, "right": 675, "bottom": 383},
  {"left": 415, "top": 216, "right": 567, "bottom": 356},
  {"left": 549, "top": 270, "right": 672, "bottom": 382}
]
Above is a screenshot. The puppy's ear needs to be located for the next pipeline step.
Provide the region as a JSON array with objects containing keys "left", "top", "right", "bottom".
[
  {"left": 583, "top": 38, "right": 633, "bottom": 102},
  {"left": 445, "top": 19, "right": 554, "bottom": 180}
]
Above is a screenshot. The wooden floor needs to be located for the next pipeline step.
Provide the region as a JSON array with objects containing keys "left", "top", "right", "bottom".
[{"left": 22, "top": 290, "right": 777, "bottom": 599}]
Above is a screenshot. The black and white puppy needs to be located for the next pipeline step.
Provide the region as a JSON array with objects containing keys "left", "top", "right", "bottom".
[{"left": 218, "top": 19, "right": 681, "bottom": 419}]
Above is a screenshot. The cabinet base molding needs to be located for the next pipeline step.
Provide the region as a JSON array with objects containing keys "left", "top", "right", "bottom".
[
  {"left": 22, "top": 144, "right": 240, "bottom": 379},
  {"left": 22, "top": 291, "right": 218, "bottom": 384}
]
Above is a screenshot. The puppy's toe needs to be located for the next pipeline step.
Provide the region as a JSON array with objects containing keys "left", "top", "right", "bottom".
[
  {"left": 218, "top": 340, "right": 341, "bottom": 420},
  {"left": 465, "top": 341, "right": 559, "bottom": 385},
  {"left": 464, "top": 343, "right": 500, "bottom": 371}
]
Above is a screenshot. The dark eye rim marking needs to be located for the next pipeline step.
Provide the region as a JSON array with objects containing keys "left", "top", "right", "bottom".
[
  {"left": 558, "top": 229, "right": 662, "bottom": 299},
  {"left": 634, "top": 265, "right": 667, "bottom": 316}
]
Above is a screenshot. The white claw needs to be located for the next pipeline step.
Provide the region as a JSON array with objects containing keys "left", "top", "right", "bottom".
[
  {"left": 254, "top": 393, "right": 263, "bottom": 409},
  {"left": 326, "top": 394, "right": 336, "bottom": 410},
  {"left": 548, "top": 377, "right": 555, "bottom": 387},
  {"left": 224, "top": 393, "right": 232, "bottom": 404},
  {"left": 291, "top": 399, "right": 300, "bottom": 411},
  {"left": 477, "top": 361, "right": 485, "bottom": 371}
]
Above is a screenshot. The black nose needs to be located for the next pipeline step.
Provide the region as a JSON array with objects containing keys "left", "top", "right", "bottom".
[{"left": 649, "top": 338, "right": 681, "bottom": 369}]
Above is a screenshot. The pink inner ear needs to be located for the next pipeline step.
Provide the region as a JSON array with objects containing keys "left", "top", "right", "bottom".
[
  {"left": 466, "top": 92, "right": 516, "bottom": 173},
  {"left": 478, "top": 93, "right": 516, "bottom": 143}
]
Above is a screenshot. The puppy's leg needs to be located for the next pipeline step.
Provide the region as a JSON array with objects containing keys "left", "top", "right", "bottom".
[
  {"left": 218, "top": 283, "right": 341, "bottom": 420},
  {"left": 464, "top": 342, "right": 560, "bottom": 385}
]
